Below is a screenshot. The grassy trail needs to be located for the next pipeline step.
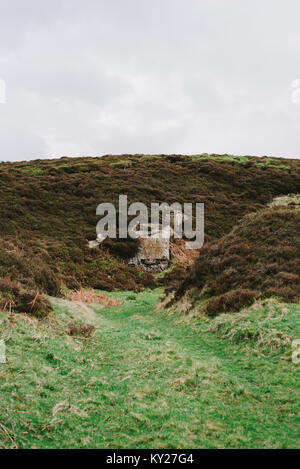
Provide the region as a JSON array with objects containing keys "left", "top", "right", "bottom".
[{"left": 0, "top": 290, "right": 299, "bottom": 449}]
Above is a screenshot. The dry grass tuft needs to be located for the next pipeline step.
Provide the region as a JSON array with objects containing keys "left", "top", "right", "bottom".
[
  {"left": 269, "top": 193, "right": 300, "bottom": 207},
  {"left": 67, "top": 288, "right": 121, "bottom": 307}
]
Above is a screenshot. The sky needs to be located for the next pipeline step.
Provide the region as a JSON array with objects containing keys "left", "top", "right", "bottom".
[{"left": 1, "top": 0, "right": 300, "bottom": 161}]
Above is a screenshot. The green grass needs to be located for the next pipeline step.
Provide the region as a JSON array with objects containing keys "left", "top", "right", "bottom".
[
  {"left": 137, "top": 153, "right": 294, "bottom": 168},
  {"left": 190, "top": 154, "right": 251, "bottom": 164},
  {"left": 209, "top": 299, "right": 300, "bottom": 351},
  {"left": 189, "top": 154, "right": 295, "bottom": 168},
  {"left": 0, "top": 290, "right": 299, "bottom": 449}
]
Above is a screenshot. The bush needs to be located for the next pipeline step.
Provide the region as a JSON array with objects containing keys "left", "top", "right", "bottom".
[
  {"left": 205, "top": 289, "right": 259, "bottom": 316},
  {"left": 0, "top": 279, "right": 52, "bottom": 318},
  {"left": 0, "top": 155, "right": 299, "bottom": 297},
  {"left": 103, "top": 238, "right": 139, "bottom": 259},
  {"left": 172, "top": 201, "right": 300, "bottom": 315},
  {"left": 14, "top": 290, "right": 52, "bottom": 318}
]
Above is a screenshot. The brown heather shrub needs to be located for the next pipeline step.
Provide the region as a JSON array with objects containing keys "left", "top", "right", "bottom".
[
  {"left": 205, "top": 289, "right": 259, "bottom": 317},
  {"left": 102, "top": 237, "right": 140, "bottom": 259},
  {"left": 161, "top": 264, "right": 188, "bottom": 293},
  {"left": 14, "top": 290, "right": 52, "bottom": 318},
  {"left": 0, "top": 238, "right": 57, "bottom": 316},
  {"left": 172, "top": 203, "right": 300, "bottom": 315},
  {"left": 0, "top": 237, "right": 61, "bottom": 296},
  {"left": 0, "top": 154, "right": 299, "bottom": 296},
  {"left": 63, "top": 275, "right": 81, "bottom": 290},
  {"left": 0, "top": 279, "right": 52, "bottom": 318}
]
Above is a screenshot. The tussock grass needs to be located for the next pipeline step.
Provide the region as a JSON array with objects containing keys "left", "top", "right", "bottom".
[{"left": 209, "top": 299, "right": 300, "bottom": 352}]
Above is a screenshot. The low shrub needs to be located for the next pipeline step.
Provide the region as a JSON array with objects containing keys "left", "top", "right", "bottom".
[
  {"left": 205, "top": 289, "right": 259, "bottom": 316},
  {"left": 0, "top": 280, "right": 52, "bottom": 318},
  {"left": 172, "top": 201, "right": 300, "bottom": 315},
  {"left": 0, "top": 155, "right": 299, "bottom": 297},
  {"left": 13, "top": 290, "right": 52, "bottom": 318}
]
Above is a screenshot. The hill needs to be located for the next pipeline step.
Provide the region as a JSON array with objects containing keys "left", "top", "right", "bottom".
[
  {"left": 0, "top": 154, "right": 300, "bottom": 314},
  {"left": 0, "top": 154, "right": 299, "bottom": 449},
  {"left": 168, "top": 195, "right": 300, "bottom": 316}
]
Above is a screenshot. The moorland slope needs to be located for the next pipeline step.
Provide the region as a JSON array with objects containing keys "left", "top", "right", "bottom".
[
  {"left": 0, "top": 154, "right": 299, "bottom": 314},
  {"left": 169, "top": 195, "right": 300, "bottom": 315}
]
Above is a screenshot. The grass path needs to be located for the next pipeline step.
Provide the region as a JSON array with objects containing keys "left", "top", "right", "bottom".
[{"left": 0, "top": 290, "right": 299, "bottom": 448}]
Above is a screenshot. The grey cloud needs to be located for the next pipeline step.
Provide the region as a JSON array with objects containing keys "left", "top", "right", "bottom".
[{"left": 0, "top": 0, "right": 300, "bottom": 161}]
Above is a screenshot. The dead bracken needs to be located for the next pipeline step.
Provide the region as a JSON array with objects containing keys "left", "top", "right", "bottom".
[{"left": 67, "top": 288, "right": 121, "bottom": 306}]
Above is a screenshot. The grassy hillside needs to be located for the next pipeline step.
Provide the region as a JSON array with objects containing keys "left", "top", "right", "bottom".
[
  {"left": 0, "top": 154, "right": 300, "bottom": 315},
  {"left": 0, "top": 290, "right": 298, "bottom": 449},
  {"left": 0, "top": 155, "right": 299, "bottom": 449},
  {"left": 168, "top": 195, "right": 300, "bottom": 315}
]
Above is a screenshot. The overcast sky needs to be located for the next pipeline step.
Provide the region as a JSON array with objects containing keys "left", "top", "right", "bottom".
[{"left": 1, "top": 0, "right": 300, "bottom": 161}]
